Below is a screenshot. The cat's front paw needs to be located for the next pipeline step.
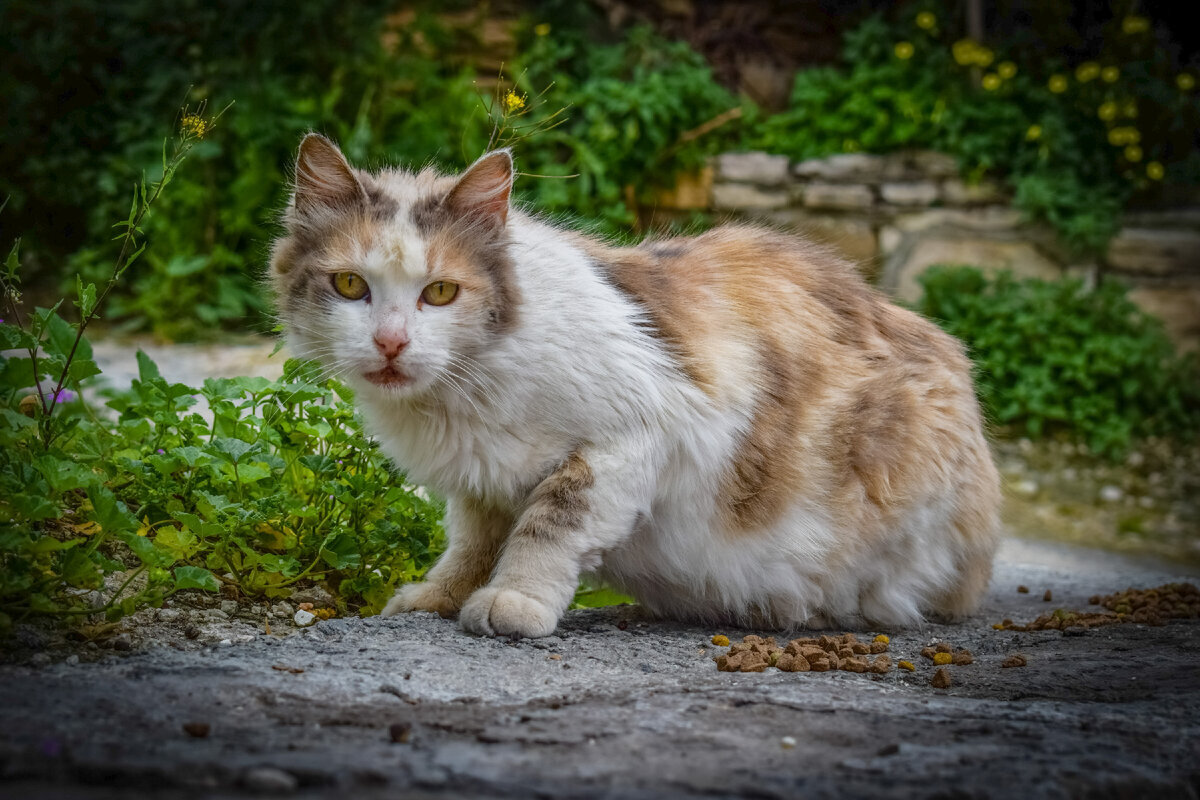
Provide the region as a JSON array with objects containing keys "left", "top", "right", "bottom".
[
  {"left": 380, "top": 581, "right": 460, "bottom": 619},
  {"left": 459, "top": 587, "right": 558, "bottom": 638}
]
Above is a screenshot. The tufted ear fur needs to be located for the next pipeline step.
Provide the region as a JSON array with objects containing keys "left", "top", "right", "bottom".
[
  {"left": 445, "top": 149, "right": 514, "bottom": 230},
  {"left": 293, "top": 133, "right": 368, "bottom": 215}
]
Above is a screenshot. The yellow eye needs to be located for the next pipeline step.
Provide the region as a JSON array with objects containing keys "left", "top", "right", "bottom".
[
  {"left": 421, "top": 280, "right": 459, "bottom": 306},
  {"left": 332, "top": 272, "right": 369, "bottom": 300}
]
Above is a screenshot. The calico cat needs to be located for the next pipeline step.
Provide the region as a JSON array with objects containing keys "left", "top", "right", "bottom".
[{"left": 270, "top": 134, "right": 1000, "bottom": 638}]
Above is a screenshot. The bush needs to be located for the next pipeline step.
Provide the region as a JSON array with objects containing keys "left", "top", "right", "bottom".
[
  {"left": 918, "top": 265, "right": 1200, "bottom": 456},
  {"left": 0, "top": 121, "right": 442, "bottom": 630},
  {"left": 753, "top": 7, "right": 1200, "bottom": 256}
]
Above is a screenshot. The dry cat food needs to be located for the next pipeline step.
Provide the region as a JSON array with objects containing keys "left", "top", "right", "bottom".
[
  {"left": 714, "top": 633, "right": 891, "bottom": 674},
  {"left": 930, "top": 667, "right": 952, "bottom": 688},
  {"left": 1001, "top": 654, "right": 1028, "bottom": 668},
  {"left": 995, "top": 582, "right": 1199, "bottom": 631},
  {"left": 919, "top": 642, "right": 973, "bottom": 665}
]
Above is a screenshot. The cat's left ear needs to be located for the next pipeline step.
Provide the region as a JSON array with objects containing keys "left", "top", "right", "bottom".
[{"left": 446, "top": 150, "right": 514, "bottom": 230}]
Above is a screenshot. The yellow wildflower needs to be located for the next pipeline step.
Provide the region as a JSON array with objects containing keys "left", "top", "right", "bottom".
[
  {"left": 997, "top": 61, "right": 1017, "bottom": 80},
  {"left": 952, "top": 39, "right": 977, "bottom": 66},
  {"left": 894, "top": 41, "right": 915, "bottom": 60},
  {"left": 1146, "top": 161, "right": 1164, "bottom": 180},
  {"left": 1025, "top": 124, "right": 1042, "bottom": 141},
  {"left": 1097, "top": 101, "right": 1118, "bottom": 122},
  {"left": 1121, "top": 15, "right": 1150, "bottom": 35},
  {"left": 180, "top": 114, "right": 208, "bottom": 139},
  {"left": 1124, "top": 144, "right": 1143, "bottom": 162},
  {"left": 1101, "top": 66, "right": 1120, "bottom": 83},
  {"left": 711, "top": 634, "right": 730, "bottom": 647},
  {"left": 1178, "top": 73, "right": 1196, "bottom": 92},
  {"left": 1048, "top": 74, "right": 1068, "bottom": 93},
  {"left": 534, "top": 22, "right": 551, "bottom": 37},
  {"left": 975, "top": 47, "right": 994, "bottom": 67},
  {"left": 503, "top": 90, "right": 526, "bottom": 114},
  {"left": 1122, "top": 100, "right": 1138, "bottom": 119},
  {"left": 981, "top": 73, "right": 1001, "bottom": 91},
  {"left": 1075, "top": 61, "right": 1100, "bottom": 82},
  {"left": 916, "top": 11, "right": 936, "bottom": 30}
]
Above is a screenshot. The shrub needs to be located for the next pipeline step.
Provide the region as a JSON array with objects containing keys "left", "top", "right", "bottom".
[
  {"left": 917, "top": 265, "right": 1200, "bottom": 456},
  {"left": 753, "top": 7, "right": 1200, "bottom": 256}
]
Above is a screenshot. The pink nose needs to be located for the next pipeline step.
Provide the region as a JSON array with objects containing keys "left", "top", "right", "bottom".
[{"left": 373, "top": 330, "right": 409, "bottom": 359}]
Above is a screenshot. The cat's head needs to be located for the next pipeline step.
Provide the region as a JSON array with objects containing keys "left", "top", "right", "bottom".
[{"left": 270, "top": 134, "right": 520, "bottom": 400}]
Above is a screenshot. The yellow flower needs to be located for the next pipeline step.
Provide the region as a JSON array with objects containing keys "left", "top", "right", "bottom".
[
  {"left": 1108, "top": 128, "right": 1126, "bottom": 146},
  {"left": 1121, "top": 15, "right": 1150, "bottom": 35},
  {"left": 975, "top": 47, "right": 994, "bottom": 67},
  {"left": 1122, "top": 100, "right": 1138, "bottom": 119},
  {"left": 1075, "top": 61, "right": 1100, "bottom": 82},
  {"left": 1101, "top": 66, "right": 1120, "bottom": 83},
  {"left": 1178, "top": 73, "right": 1196, "bottom": 92},
  {"left": 982, "top": 73, "right": 1001, "bottom": 91},
  {"left": 997, "top": 61, "right": 1017, "bottom": 80},
  {"left": 503, "top": 90, "right": 526, "bottom": 114},
  {"left": 1026, "top": 124, "right": 1042, "bottom": 141},
  {"left": 1048, "top": 74, "right": 1068, "bottom": 93},
  {"left": 180, "top": 114, "right": 208, "bottom": 139},
  {"left": 952, "top": 39, "right": 976, "bottom": 66},
  {"left": 1124, "top": 144, "right": 1143, "bottom": 162},
  {"left": 1146, "top": 161, "right": 1165, "bottom": 180},
  {"left": 534, "top": 22, "right": 551, "bottom": 36},
  {"left": 916, "top": 11, "right": 936, "bottom": 30},
  {"left": 1097, "top": 101, "right": 1118, "bottom": 121},
  {"left": 894, "top": 41, "right": 915, "bottom": 60}
]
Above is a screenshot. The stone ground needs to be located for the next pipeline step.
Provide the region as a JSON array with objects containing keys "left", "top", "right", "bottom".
[
  {"left": 3, "top": 337, "right": 1197, "bottom": 799},
  {"left": 2, "top": 539, "right": 1198, "bottom": 799}
]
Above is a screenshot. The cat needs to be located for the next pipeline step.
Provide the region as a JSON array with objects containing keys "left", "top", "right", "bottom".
[{"left": 270, "top": 133, "right": 1000, "bottom": 638}]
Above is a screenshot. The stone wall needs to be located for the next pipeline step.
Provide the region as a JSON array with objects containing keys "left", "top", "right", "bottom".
[{"left": 657, "top": 151, "right": 1200, "bottom": 350}]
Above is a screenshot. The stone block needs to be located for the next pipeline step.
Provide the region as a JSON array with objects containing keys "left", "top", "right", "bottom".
[
  {"left": 1128, "top": 285, "right": 1200, "bottom": 352},
  {"left": 1107, "top": 228, "right": 1200, "bottom": 276},
  {"left": 879, "top": 226, "right": 903, "bottom": 254},
  {"left": 941, "top": 178, "right": 1005, "bottom": 206},
  {"left": 793, "top": 154, "right": 886, "bottom": 182},
  {"left": 893, "top": 208, "right": 1022, "bottom": 233},
  {"left": 711, "top": 183, "right": 789, "bottom": 211},
  {"left": 655, "top": 166, "right": 712, "bottom": 210},
  {"left": 883, "top": 232, "right": 1064, "bottom": 302},
  {"left": 881, "top": 150, "right": 960, "bottom": 181},
  {"left": 715, "top": 152, "right": 790, "bottom": 186},
  {"left": 766, "top": 210, "right": 878, "bottom": 274},
  {"left": 801, "top": 183, "right": 874, "bottom": 211},
  {"left": 881, "top": 182, "right": 940, "bottom": 206}
]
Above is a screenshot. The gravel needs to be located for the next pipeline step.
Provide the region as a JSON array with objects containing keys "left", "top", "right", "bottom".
[{"left": 1, "top": 538, "right": 1198, "bottom": 799}]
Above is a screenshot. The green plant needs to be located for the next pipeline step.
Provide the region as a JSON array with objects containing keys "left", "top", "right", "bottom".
[
  {"left": 0, "top": 115, "right": 442, "bottom": 631},
  {"left": 917, "top": 265, "right": 1200, "bottom": 456},
  {"left": 752, "top": 7, "right": 1200, "bottom": 256}
]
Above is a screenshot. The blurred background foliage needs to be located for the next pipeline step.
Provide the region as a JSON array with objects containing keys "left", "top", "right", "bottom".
[{"left": 0, "top": 0, "right": 1196, "bottom": 332}]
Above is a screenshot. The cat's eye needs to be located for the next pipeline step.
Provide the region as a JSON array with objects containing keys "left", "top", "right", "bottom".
[
  {"left": 421, "top": 281, "right": 459, "bottom": 307},
  {"left": 332, "top": 272, "right": 369, "bottom": 300}
]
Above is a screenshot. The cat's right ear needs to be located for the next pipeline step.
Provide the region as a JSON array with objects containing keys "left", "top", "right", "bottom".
[{"left": 292, "top": 133, "right": 368, "bottom": 215}]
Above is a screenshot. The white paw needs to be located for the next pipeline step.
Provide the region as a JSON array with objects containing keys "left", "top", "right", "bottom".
[
  {"left": 459, "top": 587, "right": 559, "bottom": 638},
  {"left": 380, "top": 582, "right": 458, "bottom": 618}
]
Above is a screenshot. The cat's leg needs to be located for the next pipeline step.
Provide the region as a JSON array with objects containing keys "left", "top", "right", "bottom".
[
  {"left": 380, "top": 496, "right": 510, "bottom": 618},
  {"left": 459, "top": 445, "right": 652, "bottom": 638}
]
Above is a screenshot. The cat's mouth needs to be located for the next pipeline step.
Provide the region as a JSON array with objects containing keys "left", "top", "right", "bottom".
[{"left": 364, "top": 365, "right": 410, "bottom": 387}]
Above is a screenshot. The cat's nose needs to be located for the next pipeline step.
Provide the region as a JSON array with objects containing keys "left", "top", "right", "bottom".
[{"left": 373, "top": 330, "right": 409, "bottom": 359}]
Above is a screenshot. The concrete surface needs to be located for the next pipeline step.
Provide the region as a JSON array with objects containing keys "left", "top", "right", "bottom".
[{"left": 1, "top": 538, "right": 1198, "bottom": 799}]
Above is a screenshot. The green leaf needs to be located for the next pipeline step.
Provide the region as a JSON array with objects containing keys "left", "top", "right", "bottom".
[
  {"left": 174, "top": 566, "right": 221, "bottom": 592},
  {"left": 75, "top": 276, "right": 98, "bottom": 320},
  {"left": 0, "top": 323, "right": 36, "bottom": 350},
  {"left": 136, "top": 350, "right": 161, "bottom": 382},
  {"left": 3, "top": 238, "right": 20, "bottom": 282},
  {"left": 89, "top": 486, "right": 138, "bottom": 533},
  {"left": 62, "top": 549, "right": 103, "bottom": 589},
  {"left": 155, "top": 526, "right": 199, "bottom": 559},
  {"left": 115, "top": 529, "right": 164, "bottom": 566},
  {"left": 210, "top": 437, "right": 255, "bottom": 463}
]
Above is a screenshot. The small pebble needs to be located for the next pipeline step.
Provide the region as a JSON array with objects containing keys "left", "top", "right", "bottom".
[
  {"left": 1043, "top": 590, "right": 1053, "bottom": 602},
  {"left": 1017, "top": 585, "right": 1029, "bottom": 594},
  {"left": 241, "top": 766, "right": 298, "bottom": 793},
  {"left": 1099, "top": 485, "right": 1124, "bottom": 503},
  {"left": 293, "top": 610, "right": 316, "bottom": 627},
  {"left": 388, "top": 723, "right": 412, "bottom": 744},
  {"left": 780, "top": 736, "right": 797, "bottom": 749},
  {"left": 65, "top": 655, "right": 79, "bottom": 666}
]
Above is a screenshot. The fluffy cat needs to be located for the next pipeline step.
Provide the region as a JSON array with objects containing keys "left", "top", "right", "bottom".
[{"left": 270, "top": 134, "right": 1000, "bottom": 638}]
